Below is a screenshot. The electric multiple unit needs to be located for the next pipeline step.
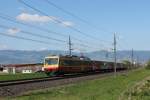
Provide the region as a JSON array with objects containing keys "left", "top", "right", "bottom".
[{"left": 43, "top": 55, "right": 126, "bottom": 76}]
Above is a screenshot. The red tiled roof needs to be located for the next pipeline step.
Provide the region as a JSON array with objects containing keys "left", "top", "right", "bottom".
[{"left": 4, "top": 63, "right": 43, "bottom": 67}]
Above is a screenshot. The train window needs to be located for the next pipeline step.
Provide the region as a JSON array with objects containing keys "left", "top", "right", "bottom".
[
  {"left": 45, "top": 58, "right": 58, "bottom": 65},
  {"left": 60, "top": 60, "right": 71, "bottom": 66},
  {"left": 61, "top": 60, "right": 81, "bottom": 67}
]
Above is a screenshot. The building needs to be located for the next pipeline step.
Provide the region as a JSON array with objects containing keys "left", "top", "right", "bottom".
[{"left": 2, "top": 63, "right": 43, "bottom": 74}]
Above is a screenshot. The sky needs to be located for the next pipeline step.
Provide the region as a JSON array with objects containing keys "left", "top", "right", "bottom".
[{"left": 0, "top": 0, "right": 150, "bottom": 51}]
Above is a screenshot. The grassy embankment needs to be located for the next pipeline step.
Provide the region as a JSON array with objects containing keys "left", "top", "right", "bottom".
[
  {"left": 121, "top": 75, "right": 150, "bottom": 100},
  {"left": 0, "top": 73, "right": 47, "bottom": 81},
  {"left": 7, "top": 68, "right": 150, "bottom": 100}
]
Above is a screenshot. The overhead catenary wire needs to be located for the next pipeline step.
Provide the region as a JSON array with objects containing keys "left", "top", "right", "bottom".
[
  {"left": 0, "top": 12, "right": 105, "bottom": 47},
  {"left": 0, "top": 13, "right": 109, "bottom": 50},
  {"left": 0, "top": 31, "right": 112, "bottom": 54},
  {"left": 44, "top": 0, "right": 113, "bottom": 35},
  {"left": 18, "top": 0, "right": 112, "bottom": 44},
  {"left": 0, "top": 0, "right": 114, "bottom": 51},
  {"left": 0, "top": 24, "right": 67, "bottom": 43},
  {"left": 0, "top": 32, "right": 52, "bottom": 45},
  {"left": 0, "top": 0, "right": 128, "bottom": 55},
  {"left": 0, "top": 24, "right": 101, "bottom": 50},
  {"left": 0, "top": 13, "right": 67, "bottom": 38}
]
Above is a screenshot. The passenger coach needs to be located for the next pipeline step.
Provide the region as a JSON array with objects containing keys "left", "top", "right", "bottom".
[{"left": 43, "top": 55, "right": 126, "bottom": 76}]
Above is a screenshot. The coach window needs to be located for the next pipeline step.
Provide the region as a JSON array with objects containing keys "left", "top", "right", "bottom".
[
  {"left": 63, "top": 60, "right": 69, "bottom": 66},
  {"left": 63, "top": 60, "right": 72, "bottom": 66}
]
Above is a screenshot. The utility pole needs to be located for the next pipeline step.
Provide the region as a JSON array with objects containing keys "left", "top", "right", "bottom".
[
  {"left": 131, "top": 48, "right": 134, "bottom": 69},
  {"left": 105, "top": 50, "right": 109, "bottom": 60},
  {"left": 136, "top": 56, "right": 139, "bottom": 67},
  {"left": 69, "top": 35, "right": 72, "bottom": 56},
  {"left": 113, "top": 33, "right": 117, "bottom": 77}
]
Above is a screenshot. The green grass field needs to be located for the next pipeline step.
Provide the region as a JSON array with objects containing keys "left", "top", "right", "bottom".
[
  {"left": 0, "top": 73, "right": 47, "bottom": 81},
  {"left": 122, "top": 76, "right": 150, "bottom": 100},
  {"left": 6, "top": 68, "right": 150, "bottom": 100}
]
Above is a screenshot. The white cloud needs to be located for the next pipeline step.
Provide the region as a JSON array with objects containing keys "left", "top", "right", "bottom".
[
  {"left": 0, "top": 44, "right": 8, "bottom": 50},
  {"left": 61, "top": 21, "right": 74, "bottom": 27},
  {"left": 7, "top": 28, "right": 20, "bottom": 35},
  {"left": 16, "top": 13, "right": 74, "bottom": 27},
  {"left": 16, "top": 13, "right": 54, "bottom": 23}
]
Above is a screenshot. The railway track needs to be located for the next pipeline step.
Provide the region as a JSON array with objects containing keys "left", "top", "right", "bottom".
[
  {"left": 0, "top": 77, "right": 49, "bottom": 83},
  {"left": 0, "top": 70, "right": 128, "bottom": 97},
  {"left": 0, "top": 71, "right": 113, "bottom": 86}
]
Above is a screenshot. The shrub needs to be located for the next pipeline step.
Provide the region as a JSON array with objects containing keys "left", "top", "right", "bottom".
[{"left": 145, "top": 60, "right": 150, "bottom": 69}]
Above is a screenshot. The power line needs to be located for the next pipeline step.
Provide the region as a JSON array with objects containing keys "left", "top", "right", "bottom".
[
  {"left": 0, "top": 1, "right": 113, "bottom": 51},
  {"left": 0, "top": 12, "right": 106, "bottom": 47},
  {"left": 45, "top": 0, "right": 90, "bottom": 25},
  {"left": 0, "top": 13, "right": 67, "bottom": 38},
  {"left": 18, "top": 0, "right": 112, "bottom": 43},
  {"left": 0, "top": 24, "right": 101, "bottom": 50},
  {"left": 0, "top": 32, "right": 52, "bottom": 45},
  {"left": 44, "top": 0, "right": 113, "bottom": 35},
  {"left": 0, "top": 24, "right": 67, "bottom": 43}
]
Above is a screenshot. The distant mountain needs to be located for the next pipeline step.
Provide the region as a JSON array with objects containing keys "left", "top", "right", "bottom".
[
  {"left": 86, "top": 50, "right": 150, "bottom": 63},
  {"left": 0, "top": 50, "right": 150, "bottom": 64},
  {"left": 0, "top": 50, "right": 68, "bottom": 64}
]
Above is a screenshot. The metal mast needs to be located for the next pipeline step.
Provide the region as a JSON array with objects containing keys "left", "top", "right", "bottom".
[
  {"left": 69, "top": 35, "right": 72, "bottom": 56},
  {"left": 131, "top": 48, "right": 134, "bottom": 68},
  {"left": 114, "top": 33, "right": 117, "bottom": 77}
]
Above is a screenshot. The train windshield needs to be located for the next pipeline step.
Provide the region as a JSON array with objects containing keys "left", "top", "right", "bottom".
[{"left": 45, "top": 58, "right": 58, "bottom": 65}]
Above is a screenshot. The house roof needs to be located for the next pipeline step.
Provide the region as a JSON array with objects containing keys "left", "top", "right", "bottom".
[{"left": 4, "top": 63, "right": 43, "bottom": 67}]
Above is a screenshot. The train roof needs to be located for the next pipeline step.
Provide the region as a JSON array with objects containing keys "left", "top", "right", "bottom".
[
  {"left": 45, "top": 55, "right": 123, "bottom": 64},
  {"left": 45, "top": 55, "right": 91, "bottom": 61},
  {"left": 2, "top": 63, "right": 43, "bottom": 68}
]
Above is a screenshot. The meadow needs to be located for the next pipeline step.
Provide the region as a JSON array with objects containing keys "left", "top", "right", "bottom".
[
  {"left": 0, "top": 73, "right": 47, "bottom": 81},
  {"left": 7, "top": 68, "right": 150, "bottom": 100}
]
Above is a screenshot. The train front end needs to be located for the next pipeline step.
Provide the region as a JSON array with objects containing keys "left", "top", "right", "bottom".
[{"left": 44, "top": 56, "right": 59, "bottom": 76}]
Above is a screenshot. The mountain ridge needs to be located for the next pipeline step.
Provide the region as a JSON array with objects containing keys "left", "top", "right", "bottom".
[{"left": 0, "top": 50, "right": 150, "bottom": 64}]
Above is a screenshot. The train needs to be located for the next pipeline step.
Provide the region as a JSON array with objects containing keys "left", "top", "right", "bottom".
[{"left": 43, "top": 55, "right": 127, "bottom": 76}]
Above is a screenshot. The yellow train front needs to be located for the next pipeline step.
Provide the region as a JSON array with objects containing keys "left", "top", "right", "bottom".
[{"left": 43, "top": 56, "right": 60, "bottom": 76}]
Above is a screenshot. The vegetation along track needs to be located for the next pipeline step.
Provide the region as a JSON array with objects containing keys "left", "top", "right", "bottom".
[{"left": 0, "top": 70, "right": 128, "bottom": 97}]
